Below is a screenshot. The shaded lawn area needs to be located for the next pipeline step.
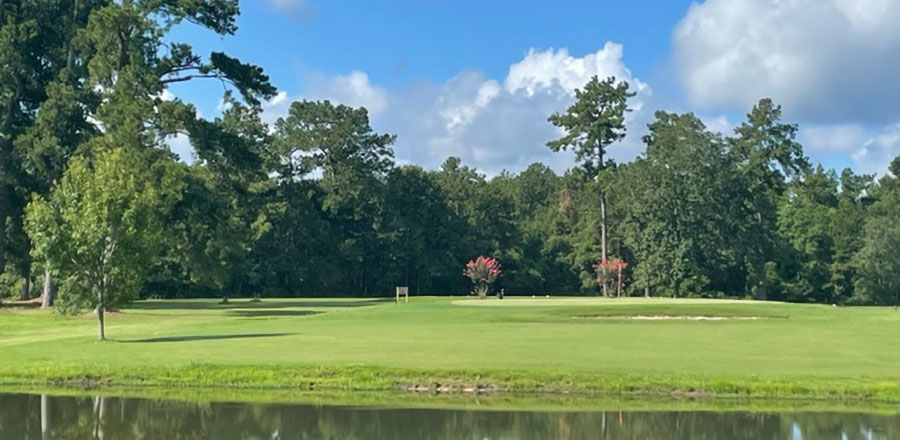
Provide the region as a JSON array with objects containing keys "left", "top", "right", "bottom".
[
  {"left": 2, "top": 296, "right": 900, "bottom": 397},
  {"left": 121, "top": 332, "right": 296, "bottom": 343}
]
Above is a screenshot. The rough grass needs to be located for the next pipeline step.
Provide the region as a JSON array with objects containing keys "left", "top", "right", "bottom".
[{"left": 2, "top": 296, "right": 900, "bottom": 401}]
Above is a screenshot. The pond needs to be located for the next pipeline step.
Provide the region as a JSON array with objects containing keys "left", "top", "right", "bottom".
[{"left": 2, "top": 392, "right": 899, "bottom": 439}]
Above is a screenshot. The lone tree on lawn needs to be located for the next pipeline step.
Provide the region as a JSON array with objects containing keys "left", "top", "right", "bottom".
[
  {"left": 547, "top": 76, "right": 633, "bottom": 296},
  {"left": 595, "top": 258, "right": 628, "bottom": 297},
  {"left": 25, "top": 148, "right": 169, "bottom": 340},
  {"left": 463, "top": 256, "right": 501, "bottom": 299}
]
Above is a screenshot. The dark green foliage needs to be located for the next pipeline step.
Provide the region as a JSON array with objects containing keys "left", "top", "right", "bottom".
[
  {"left": 5, "top": 5, "right": 899, "bottom": 306},
  {"left": 728, "top": 98, "right": 811, "bottom": 298},
  {"left": 852, "top": 171, "right": 900, "bottom": 305},
  {"left": 4, "top": 0, "right": 273, "bottom": 307},
  {"left": 616, "top": 112, "right": 751, "bottom": 297},
  {"left": 546, "top": 76, "right": 634, "bottom": 179},
  {"left": 546, "top": 76, "right": 634, "bottom": 296},
  {"left": 25, "top": 148, "right": 173, "bottom": 317}
]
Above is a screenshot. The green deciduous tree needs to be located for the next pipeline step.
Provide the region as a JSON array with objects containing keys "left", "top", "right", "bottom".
[
  {"left": 381, "top": 165, "right": 462, "bottom": 294},
  {"left": 776, "top": 167, "right": 839, "bottom": 302},
  {"left": 25, "top": 148, "right": 172, "bottom": 339},
  {"left": 618, "top": 111, "right": 750, "bottom": 297},
  {"left": 729, "top": 98, "right": 810, "bottom": 298},
  {"left": 168, "top": 96, "right": 270, "bottom": 302},
  {"left": 273, "top": 100, "right": 395, "bottom": 294},
  {"left": 1, "top": 0, "right": 103, "bottom": 301},
  {"left": 853, "top": 163, "right": 900, "bottom": 305},
  {"left": 2, "top": 0, "right": 274, "bottom": 304}
]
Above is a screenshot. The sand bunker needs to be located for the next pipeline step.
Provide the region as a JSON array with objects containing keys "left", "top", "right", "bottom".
[{"left": 578, "top": 314, "right": 768, "bottom": 320}]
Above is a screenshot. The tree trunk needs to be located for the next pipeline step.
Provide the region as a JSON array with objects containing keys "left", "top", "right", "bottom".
[
  {"left": 599, "top": 192, "right": 608, "bottom": 297},
  {"left": 41, "top": 394, "right": 50, "bottom": 440},
  {"left": 617, "top": 270, "right": 622, "bottom": 297},
  {"left": 362, "top": 266, "right": 368, "bottom": 296},
  {"left": 644, "top": 284, "right": 650, "bottom": 298},
  {"left": 66, "top": 0, "right": 78, "bottom": 70},
  {"left": 0, "top": 187, "right": 6, "bottom": 279},
  {"left": 674, "top": 278, "right": 681, "bottom": 298},
  {"left": 756, "top": 282, "right": 768, "bottom": 300},
  {"left": 96, "top": 305, "right": 105, "bottom": 341},
  {"left": 19, "top": 276, "right": 30, "bottom": 300},
  {"left": 42, "top": 269, "right": 55, "bottom": 308},
  {"left": 92, "top": 395, "right": 105, "bottom": 440}
]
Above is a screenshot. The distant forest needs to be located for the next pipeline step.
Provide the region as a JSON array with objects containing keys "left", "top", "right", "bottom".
[{"left": 2, "top": 2, "right": 899, "bottom": 306}]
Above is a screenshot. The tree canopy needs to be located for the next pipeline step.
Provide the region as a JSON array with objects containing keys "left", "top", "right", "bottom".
[{"left": 4, "top": 3, "right": 900, "bottom": 341}]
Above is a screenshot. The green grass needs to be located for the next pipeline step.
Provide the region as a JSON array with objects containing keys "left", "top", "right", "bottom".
[{"left": 2, "top": 296, "right": 900, "bottom": 401}]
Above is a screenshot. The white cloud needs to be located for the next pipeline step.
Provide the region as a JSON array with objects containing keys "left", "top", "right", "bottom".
[
  {"left": 387, "top": 44, "right": 652, "bottom": 174},
  {"left": 159, "top": 89, "right": 176, "bottom": 102},
  {"left": 166, "top": 134, "right": 195, "bottom": 164},
  {"left": 307, "top": 71, "right": 389, "bottom": 116},
  {"left": 673, "top": 0, "right": 900, "bottom": 123},
  {"left": 262, "top": 71, "right": 388, "bottom": 125},
  {"left": 799, "top": 123, "right": 868, "bottom": 153},
  {"left": 699, "top": 114, "right": 733, "bottom": 135},
  {"left": 382, "top": 71, "right": 580, "bottom": 174},
  {"left": 852, "top": 123, "right": 900, "bottom": 175},
  {"left": 267, "top": 0, "right": 314, "bottom": 21},
  {"left": 505, "top": 43, "right": 650, "bottom": 99},
  {"left": 263, "top": 44, "right": 651, "bottom": 175},
  {"left": 796, "top": 122, "right": 900, "bottom": 175}
]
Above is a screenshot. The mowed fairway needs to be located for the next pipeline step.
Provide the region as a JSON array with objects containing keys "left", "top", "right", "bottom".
[{"left": 2, "top": 297, "right": 900, "bottom": 398}]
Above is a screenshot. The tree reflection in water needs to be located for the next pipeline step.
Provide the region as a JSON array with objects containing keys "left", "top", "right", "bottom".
[{"left": 1, "top": 393, "right": 898, "bottom": 439}]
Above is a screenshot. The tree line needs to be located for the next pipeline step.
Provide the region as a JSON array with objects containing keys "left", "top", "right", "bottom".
[{"left": 3, "top": 1, "right": 900, "bottom": 322}]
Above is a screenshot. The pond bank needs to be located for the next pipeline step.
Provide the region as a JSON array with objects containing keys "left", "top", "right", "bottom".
[{"left": 2, "top": 364, "right": 900, "bottom": 404}]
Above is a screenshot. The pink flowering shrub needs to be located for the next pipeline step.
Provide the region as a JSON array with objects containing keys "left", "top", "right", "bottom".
[
  {"left": 594, "top": 258, "right": 628, "bottom": 297},
  {"left": 463, "top": 256, "right": 501, "bottom": 299}
]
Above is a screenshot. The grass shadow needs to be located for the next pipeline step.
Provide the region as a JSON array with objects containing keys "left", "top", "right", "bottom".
[
  {"left": 120, "top": 332, "right": 295, "bottom": 343},
  {"left": 286, "top": 299, "right": 392, "bottom": 308},
  {"left": 132, "top": 299, "right": 391, "bottom": 310},
  {"left": 226, "top": 310, "right": 323, "bottom": 318},
  {"left": 0, "top": 302, "right": 41, "bottom": 309}
]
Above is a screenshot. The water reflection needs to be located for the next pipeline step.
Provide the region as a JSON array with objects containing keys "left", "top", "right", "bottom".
[{"left": 2, "top": 392, "right": 899, "bottom": 439}]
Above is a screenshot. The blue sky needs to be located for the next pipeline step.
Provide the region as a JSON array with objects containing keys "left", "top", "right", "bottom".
[{"left": 167, "top": 0, "right": 900, "bottom": 176}]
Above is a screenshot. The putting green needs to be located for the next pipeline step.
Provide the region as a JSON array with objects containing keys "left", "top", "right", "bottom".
[{"left": 452, "top": 296, "right": 773, "bottom": 307}]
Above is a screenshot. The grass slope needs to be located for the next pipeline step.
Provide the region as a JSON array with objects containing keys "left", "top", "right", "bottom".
[{"left": 2, "top": 297, "right": 899, "bottom": 400}]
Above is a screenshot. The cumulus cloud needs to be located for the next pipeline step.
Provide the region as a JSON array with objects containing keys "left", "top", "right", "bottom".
[
  {"left": 264, "top": 43, "right": 652, "bottom": 175},
  {"left": 851, "top": 124, "right": 900, "bottom": 175},
  {"left": 306, "top": 71, "right": 389, "bottom": 116},
  {"left": 673, "top": 0, "right": 900, "bottom": 123},
  {"left": 382, "top": 71, "right": 580, "bottom": 174},
  {"left": 799, "top": 124, "right": 869, "bottom": 153},
  {"left": 262, "top": 71, "right": 388, "bottom": 125},
  {"left": 795, "top": 122, "right": 900, "bottom": 175},
  {"left": 391, "top": 44, "right": 652, "bottom": 174},
  {"left": 505, "top": 43, "right": 650, "bottom": 99}
]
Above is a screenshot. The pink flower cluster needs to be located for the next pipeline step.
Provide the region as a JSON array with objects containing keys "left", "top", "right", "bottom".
[
  {"left": 594, "top": 258, "right": 629, "bottom": 296},
  {"left": 594, "top": 258, "right": 627, "bottom": 283},
  {"left": 463, "top": 256, "right": 502, "bottom": 284}
]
